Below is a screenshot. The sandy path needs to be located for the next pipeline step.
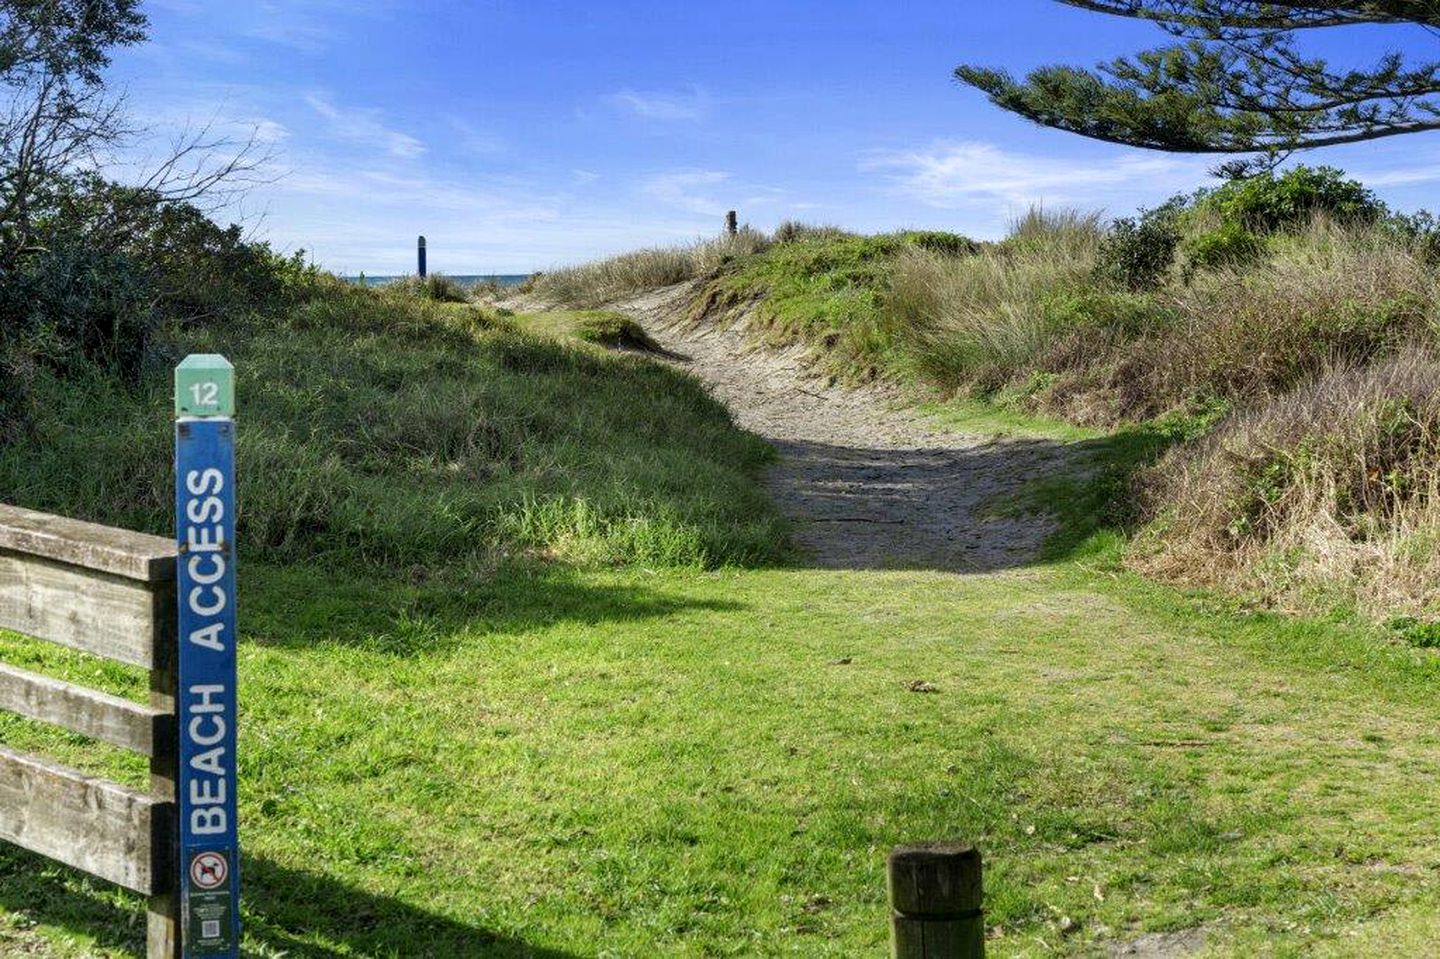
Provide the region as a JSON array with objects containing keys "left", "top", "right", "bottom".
[{"left": 614, "top": 284, "right": 1077, "bottom": 571}]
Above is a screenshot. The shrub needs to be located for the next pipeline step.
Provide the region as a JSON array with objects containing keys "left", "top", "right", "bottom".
[
  {"left": 1181, "top": 222, "right": 1268, "bottom": 272},
  {"left": 1132, "top": 348, "right": 1440, "bottom": 617},
  {"left": 1094, "top": 210, "right": 1180, "bottom": 290},
  {"left": 0, "top": 241, "right": 154, "bottom": 382},
  {"left": 1195, "top": 166, "right": 1384, "bottom": 233},
  {"left": 773, "top": 221, "right": 853, "bottom": 244},
  {"left": 573, "top": 311, "right": 665, "bottom": 352},
  {"left": 899, "top": 230, "right": 978, "bottom": 257},
  {"left": 1383, "top": 209, "right": 1440, "bottom": 264}
]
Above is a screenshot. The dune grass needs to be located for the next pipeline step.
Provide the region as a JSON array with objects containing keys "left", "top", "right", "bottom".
[
  {"left": 523, "top": 203, "right": 1440, "bottom": 622},
  {"left": 0, "top": 285, "right": 782, "bottom": 570}
]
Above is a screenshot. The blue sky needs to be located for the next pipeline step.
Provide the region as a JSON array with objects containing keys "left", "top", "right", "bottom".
[{"left": 108, "top": 0, "right": 1440, "bottom": 274}]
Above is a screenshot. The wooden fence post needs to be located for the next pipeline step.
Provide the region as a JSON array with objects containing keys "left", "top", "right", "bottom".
[
  {"left": 148, "top": 621, "right": 181, "bottom": 959},
  {"left": 0, "top": 502, "right": 180, "bottom": 956},
  {"left": 725, "top": 210, "right": 737, "bottom": 236},
  {"left": 887, "top": 843, "right": 984, "bottom": 958}
]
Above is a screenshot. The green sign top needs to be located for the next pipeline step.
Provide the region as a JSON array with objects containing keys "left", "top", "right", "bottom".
[{"left": 175, "top": 354, "right": 235, "bottom": 418}]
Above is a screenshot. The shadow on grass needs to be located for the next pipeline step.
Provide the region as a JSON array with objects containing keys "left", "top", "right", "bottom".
[
  {"left": 0, "top": 846, "right": 576, "bottom": 958},
  {"left": 767, "top": 425, "right": 1179, "bottom": 573},
  {"left": 242, "top": 855, "right": 578, "bottom": 958},
  {"left": 242, "top": 560, "right": 746, "bottom": 655}
]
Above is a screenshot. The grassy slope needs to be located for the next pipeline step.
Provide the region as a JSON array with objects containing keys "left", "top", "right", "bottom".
[{"left": 3, "top": 299, "right": 1440, "bottom": 955}]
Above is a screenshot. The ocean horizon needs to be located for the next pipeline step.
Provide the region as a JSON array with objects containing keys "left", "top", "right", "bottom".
[{"left": 342, "top": 274, "right": 530, "bottom": 288}]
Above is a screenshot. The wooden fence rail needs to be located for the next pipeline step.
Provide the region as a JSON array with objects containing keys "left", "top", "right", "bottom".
[{"left": 0, "top": 501, "right": 181, "bottom": 957}]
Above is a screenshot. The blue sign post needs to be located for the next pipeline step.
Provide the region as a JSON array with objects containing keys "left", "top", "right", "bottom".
[{"left": 174, "top": 355, "right": 240, "bottom": 957}]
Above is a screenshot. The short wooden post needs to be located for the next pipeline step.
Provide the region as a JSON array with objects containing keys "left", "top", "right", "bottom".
[
  {"left": 887, "top": 843, "right": 983, "bottom": 958},
  {"left": 725, "top": 210, "right": 737, "bottom": 236}
]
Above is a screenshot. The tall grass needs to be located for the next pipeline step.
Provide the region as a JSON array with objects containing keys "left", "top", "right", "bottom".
[
  {"left": 1132, "top": 347, "right": 1440, "bottom": 618},
  {"left": 381, "top": 273, "right": 472, "bottom": 303},
  {"left": 0, "top": 283, "right": 786, "bottom": 570},
  {"left": 887, "top": 209, "right": 1103, "bottom": 387},
  {"left": 533, "top": 229, "right": 771, "bottom": 307}
]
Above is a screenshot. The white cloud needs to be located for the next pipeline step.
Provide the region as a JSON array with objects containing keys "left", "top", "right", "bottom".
[
  {"left": 1352, "top": 165, "right": 1440, "bottom": 188},
  {"left": 605, "top": 88, "right": 708, "bottom": 122},
  {"left": 304, "top": 92, "right": 425, "bottom": 160},
  {"left": 863, "top": 141, "right": 1211, "bottom": 216},
  {"left": 641, "top": 169, "right": 733, "bottom": 215},
  {"left": 449, "top": 117, "right": 507, "bottom": 157}
]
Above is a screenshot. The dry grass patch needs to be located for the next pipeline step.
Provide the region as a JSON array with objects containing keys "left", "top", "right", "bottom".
[
  {"left": 1132, "top": 347, "right": 1440, "bottom": 619},
  {"left": 532, "top": 230, "right": 770, "bottom": 307}
]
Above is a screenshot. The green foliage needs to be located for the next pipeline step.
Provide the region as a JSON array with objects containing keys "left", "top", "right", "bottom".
[
  {"left": 0, "top": 182, "right": 322, "bottom": 439},
  {"left": 897, "top": 229, "right": 978, "bottom": 257},
  {"left": 0, "top": 286, "right": 784, "bottom": 569},
  {"left": 1040, "top": 288, "right": 1174, "bottom": 337},
  {"left": 380, "top": 273, "right": 471, "bottom": 303},
  {"left": 772, "top": 220, "right": 853, "bottom": 244},
  {"left": 572, "top": 311, "right": 666, "bottom": 352},
  {"left": 696, "top": 232, "right": 915, "bottom": 377},
  {"left": 1195, "top": 167, "right": 1384, "bottom": 233},
  {"left": 1388, "top": 616, "right": 1440, "bottom": 648},
  {"left": 956, "top": 3, "right": 1440, "bottom": 156},
  {"left": 0, "top": 241, "right": 152, "bottom": 381},
  {"left": 1384, "top": 209, "right": 1440, "bottom": 264},
  {"left": 1182, "top": 222, "right": 1268, "bottom": 272},
  {"left": 1094, "top": 210, "right": 1180, "bottom": 290}
]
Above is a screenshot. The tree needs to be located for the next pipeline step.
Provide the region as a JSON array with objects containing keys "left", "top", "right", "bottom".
[
  {"left": 0, "top": 1, "right": 146, "bottom": 266},
  {"left": 956, "top": 2, "right": 1440, "bottom": 171}
]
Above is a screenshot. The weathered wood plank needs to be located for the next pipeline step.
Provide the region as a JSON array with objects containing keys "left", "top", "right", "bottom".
[
  {"left": 0, "top": 503, "right": 175, "bottom": 583},
  {"left": 0, "top": 550, "right": 170, "bottom": 669},
  {"left": 0, "top": 662, "right": 169, "bottom": 755},
  {"left": 0, "top": 744, "right": 169, "bottom": 893}
]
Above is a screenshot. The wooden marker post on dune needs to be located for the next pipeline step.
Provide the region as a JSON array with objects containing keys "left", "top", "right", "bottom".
[
  {"left": 418, "top": 234, "right": 427, "bottom": 278},
  {"left": 174, "top": 355, "right": 241, "bottom": 957}
]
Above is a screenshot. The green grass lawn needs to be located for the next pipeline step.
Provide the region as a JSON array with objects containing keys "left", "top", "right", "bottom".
[
  {"left": 6, "top": 559, "right": 1440, "bottom": 956},
  {"left": 3, "top": 294, "right": 1440, "bottom": 956}
]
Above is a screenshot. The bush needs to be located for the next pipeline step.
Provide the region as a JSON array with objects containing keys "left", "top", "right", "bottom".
[
  {"left": 1384, "top": 209, "right": 1440, "bottom": 264},
  {"left": 573, "top": 311, "right": 665, "bottom": 352},
  {"left": 1195, "top": 166, "right": 1384, "bottom": 233},
  {"left": 773, "top": 221, "right": 853, "bottom": 244},
  {"left": 0, "top": 241, "right": 154, "bottom": 382},
  {"left": 898, "top": 230, "right": 977, "bottom": 257},
  {"left": 1182, "top": 222, "right": 1268, "bottom": 272},
  {"left": 1094, "top": 210, "right": 1180, "bottom": 290},
  {"left": 1132, "top": 348, "right": 1440, "bottom": 617}
]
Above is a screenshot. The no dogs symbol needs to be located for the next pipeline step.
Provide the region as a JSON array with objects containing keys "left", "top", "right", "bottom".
[{"left": 190, "top": 851, "right": 228, "bottom": 890}]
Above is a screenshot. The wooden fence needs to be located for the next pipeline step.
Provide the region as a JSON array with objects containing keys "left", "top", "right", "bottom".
[{"left": 0, "top": 501, "right": 181, "bottom": 957}]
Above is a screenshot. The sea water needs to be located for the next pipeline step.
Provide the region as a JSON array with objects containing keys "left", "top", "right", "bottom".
[{"left": 342, "top": 274, "right": 530, "bottom": 288}]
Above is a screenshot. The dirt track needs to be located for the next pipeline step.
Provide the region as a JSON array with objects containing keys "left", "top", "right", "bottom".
[{"left": 614, "top": 284, "right": 1076, "bottom": 571}]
